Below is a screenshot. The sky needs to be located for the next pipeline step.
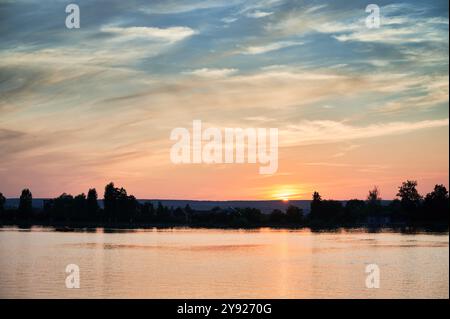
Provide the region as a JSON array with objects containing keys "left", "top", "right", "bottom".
[{"left": 0, "top": 0, "right": 448, "bottom": 200}]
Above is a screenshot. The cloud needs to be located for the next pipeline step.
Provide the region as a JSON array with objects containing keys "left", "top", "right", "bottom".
[
  {"left": 264, "top": 4, "right": 331, "bottom": 35},
  {"left": 139, "top": 0, "right": 242, "bottom": 14},
  {"left": 221, "top": 17, "right": 238, "bottom": 24},
  {"left": 101, "top": 26, "right": 197, "bottom": 43},
  {"left": 331, "top": 144, "right": 361, "bottom": 158},
  {"left": 266, "top": 3, "right": 448, "bottom": 46},
  {"left": 238, "top": 0, "right": 284, "bottom": 15},
  {"left": 183, "top": 68, "right": 238, "bottom": 78},
  {"left": 375, "top": 76, "right": 449, "bottom": 114},
  {"left": 246, "top": 10, "right": 273, "bottom": 18},
  {"left": 333, "top": 23, "right": 447, "bottom": 44},
  {"left": 325, "top": 5, "right": 448, "bottom": 45},
  {"left": 92, "top": 68, "right": 441, "bottom": 120},
  {"left": 240, "top": 41, "right": 303, "bottom": 55},
  {"left": 280, "top": 119, "right": 449, "bottom": 147},
  {"left": 0, "top": 127, "right": 75, "bottom": 163},
  {"left": 0, "top": 24, "right": 197, "bottom": 75}
]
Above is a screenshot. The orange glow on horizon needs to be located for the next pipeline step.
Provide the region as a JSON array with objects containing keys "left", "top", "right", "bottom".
[{"left": 271, "top": 185, "right": 303, "bottom": 202}]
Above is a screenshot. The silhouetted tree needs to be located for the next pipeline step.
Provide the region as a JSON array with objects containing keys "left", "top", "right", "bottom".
[
  {"left": 321, "top": 200, "right": 344, "bottom": 222},
  {"left": 141, "top": 202, "right": 155, "bottom": 222},
  {"left": 269, "top": 209, "right": 285, "bottom": 223},
  {"left": 239, "top": 207, "right": 262, "bottom": 224},
  {"left": 309, "top": 191, "right": 343, "bottom": 223},
  {"left": 18, "top": 189, "right": 33, "bottom": 220},
  {"left": 387, "top": 199, "right": 403, "bottom": 220},
  {"left": 309, "top": 191, "right": 322, "bottom": 220},
  {"left": 397, "top": 180, "right": 422, "bottom": 204},
  {"left": 87, "top": 188, "right": 99, "bottom": 219},
  {"left": 73, "top": 193, "right": 87, "bottom": 221},
  {"left": 424, "top": 184, "right": 449, "bottom": 222},
  {"left": 397, "top": 180, "right": 422, "bottom": 219},
  {"left": 367, "top": 186, "right": 381, "bottom": 204},
  {"left": 229, "top": 208, "right": 250, "bottom": 227},
  {"left": 103, "top": 183, "right": 139, "bottom": 223},
  {"left": 313, "top": 191, "right": 322, "bottom": 202},
  {"left": 185, "top": 204, "right": 193, "bottom": 214},
  {"left": 0, "top": 192, "right": 5, "bottom": 214},
  {"left": 104, "top": 182, "right": 118, "bottom": 222},
  {"left": 123, "top": 195, "right": 139, "bottom": 223},
  {"left": 115, "top": 187, "right": 128, "bottom": 222},
  {"left": 156, "top": 201, "right": 169, "bottom": 221},
  {"left": 51, "top": 193, "right": 74, "bottom": 222},
  {"left": 344, "top": 199, "right": 366, "bottom": 222},
  {"left": 367, "top": 186, "right": 382, "bottom": 216},
  {"left": 173, "top": 207, "right": 186, "bottom": 223},
  {"left": 286, "top": 205, "right": 304, "bottom": 224}
]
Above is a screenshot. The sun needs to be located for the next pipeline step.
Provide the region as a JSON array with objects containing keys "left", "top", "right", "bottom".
[
  {"left": 272, "top": 186, "right": 301, "bottom": 202},
  {"left": 278, "top": 194, "right": 291, "bottom": 202}
]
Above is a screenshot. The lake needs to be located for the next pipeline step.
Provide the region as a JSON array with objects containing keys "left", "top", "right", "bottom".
[{"left": 0, "top": 227, "right": 448, "bottom": 298}]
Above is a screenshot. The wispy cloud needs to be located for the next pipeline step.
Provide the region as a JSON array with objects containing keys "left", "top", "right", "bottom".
[
  {"left": 281, "top": 119, "right": 449, "bottom": 147},
  {"left": 240, "top": 41, "right": 303, "bottom": 55},
  {"left": 246, "top": 10, "right": 273, "bottom": 18},
  {"left": 101, "top": 26, "right": 197, "bottom": 43},
  {"left": 238, "top": 0, "right": 284, "bottom": 15},
  {"left": 375, "top": 76, "right": 449, "bottom": 114},
  {"left": 221, "top": 17, "right": 238, "bottom": 24},
  {"left": 183, "top": 68, "right": 238, "bottom": 78},
  {"left": 139, "top": 0, "right": 242, "bottom": 14},
  {"left": 331, "top": 144, "right": 361, "bottom": 158},
  {"left": 333, "top": 20, "right": 448, "bottom": 44},
  {"left": 266, "top": 3, "right": 448, "bottom": 46}
]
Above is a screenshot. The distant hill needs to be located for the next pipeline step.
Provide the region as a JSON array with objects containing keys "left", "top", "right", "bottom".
[
  {"left": 5, "top": 199, "right": 47, "bottom": 210},
  {"left": 4, "top": 198, "right": 392, "bottom": 214},
  {"left": 140, "top": 199, "right": 313, "bottom": 214},
  {"left": 5, "top": 198, "right": 311, "bottom": 213}
]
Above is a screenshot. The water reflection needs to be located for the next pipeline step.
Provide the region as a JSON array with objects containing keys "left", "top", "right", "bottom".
[{"left": 0, "top": 227, "right": 448, "bottom": 298}]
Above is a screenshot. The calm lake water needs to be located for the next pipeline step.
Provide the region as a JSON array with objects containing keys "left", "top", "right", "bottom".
[{"left": 0, "top": 227, "right": 448, "bottom": 298}]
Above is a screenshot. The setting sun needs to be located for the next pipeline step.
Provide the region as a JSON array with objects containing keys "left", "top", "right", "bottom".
[{"left": 272, "top": 186, "right": 303, "bottom": 201}]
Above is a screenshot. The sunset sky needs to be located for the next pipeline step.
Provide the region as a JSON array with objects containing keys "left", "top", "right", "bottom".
[{"left": 0, "top": 0, "right": 448, "bottom": 200}]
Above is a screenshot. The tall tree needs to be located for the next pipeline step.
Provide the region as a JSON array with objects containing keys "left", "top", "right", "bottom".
[
  {"left": 397, "top": 181, "right": 422, "bottom": 204},
  {"left": 53, "top": 193, "right": 74, "bottom": 222},
  {"left": 87, "top": 188, "right": 99, "bottom": 219},
  {"left": 367, "top": 186, "right": 381, "bottom": 203},
  {"left": 312, "top": 191, "right": 322, "bottom": 202},
  {"left": 0, "top": 192, "right": 6, "bottom": 214},
  {"left": 104, "top": 182, "right": 117, "bottom": 222},
  {"left": 397, "top": 180, "right": 422, "bottom": 218},
  {"left": 424, "top": 184, "right": 449, "bottom": 221},
  {"left": 367, "top": 186, "right": 382, "bottom": 215},
  {"left": 310, "top": 191, "right": 322, "bottom": 221},
  {"left": 286, "top": 205, "right": 304, "bottom": 224},
  {"left": 73, "top": 193, "right": 87, "bottom": 221},
  {"left": 103, "top": 182, "right": 139, "bottom": 223},
  {"left": 344, "top": 199, "right": 366, "bottom": 222},
  {"left": 18, "top": 189, "right": 33, "bottom": 219}
]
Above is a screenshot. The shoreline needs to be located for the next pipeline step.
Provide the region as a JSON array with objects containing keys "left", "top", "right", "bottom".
[{"left": 1, "top": 220, "right": 448, "bottom": 233}]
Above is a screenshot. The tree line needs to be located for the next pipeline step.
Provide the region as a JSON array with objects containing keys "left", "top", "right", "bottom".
[{"left": 0, "top": 181, "right": 448, "bottom": 228}]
